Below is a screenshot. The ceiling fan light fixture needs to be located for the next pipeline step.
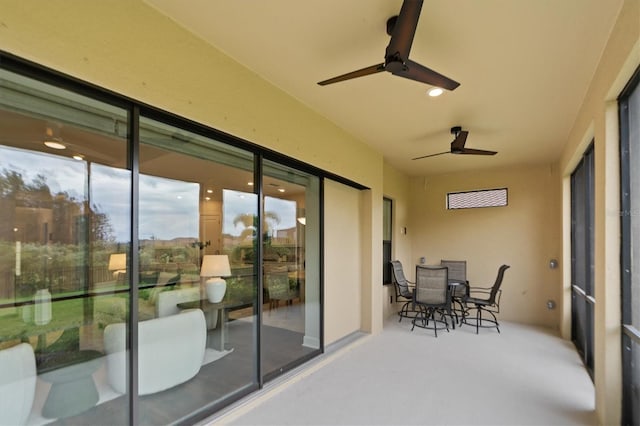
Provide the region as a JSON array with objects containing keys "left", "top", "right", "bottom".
[
  {"left": 43, "top": 140, "right": 66, "bottom": 150},
  {"left": 428, "top": 87, "right": 443, "bottom": 97}
]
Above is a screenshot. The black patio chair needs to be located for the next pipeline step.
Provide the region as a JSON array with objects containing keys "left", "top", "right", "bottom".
[
  {"left": 461, "top": 264, "right": 510, "bottom": 334},
  {"left": 412, "top": 265, "right": 451, "bottom": 337},
  {"left": 440, "top": 259, "right": 469, "bottom": 324},
  {"left": 390, "top": 260, "right": 416, "bottom": 322}
]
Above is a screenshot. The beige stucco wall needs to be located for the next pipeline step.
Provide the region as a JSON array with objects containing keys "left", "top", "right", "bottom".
[
  {"left": 0, "top": 1, "right": 385, "bottom": 336},
  {"left": 408, "top": 164, "right": 562, "bottom": 329},
  {"left": 558, "top": 1, "right": 640, "bottom": 424},
  {"left": 324, "top": 180, "right": 362, "bottom": 344},
  {"left": 382, "top": 162, "right": 412, "bottom": 319}
]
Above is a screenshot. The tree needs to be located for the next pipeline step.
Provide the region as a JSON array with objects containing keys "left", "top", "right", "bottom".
[{"left": 232, "top": 211, "right": 281, "bottom": 243}]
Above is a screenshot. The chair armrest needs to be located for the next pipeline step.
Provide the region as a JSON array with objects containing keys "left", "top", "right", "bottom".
[{"left": 467, "top": 286, "right": 492, "bottom": 297}]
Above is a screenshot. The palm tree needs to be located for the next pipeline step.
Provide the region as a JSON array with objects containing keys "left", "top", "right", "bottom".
[{"left": 233, "top": 211, "right": 281, "bottom": 242}]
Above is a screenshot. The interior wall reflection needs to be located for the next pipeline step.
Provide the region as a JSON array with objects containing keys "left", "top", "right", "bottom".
[
  {"left": 261, "top": 159, "right": 320, "bottom": 380},
  {"left": 137, "top": 117, "right": 258, "bottom": 423},
  {"left": 0, "top": 68, "right": 130, "bottom": 425}
]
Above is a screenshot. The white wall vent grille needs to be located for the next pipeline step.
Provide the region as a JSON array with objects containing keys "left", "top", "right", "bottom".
[{"left": 447, "top": 188, "right": 508, "bottom": 209}]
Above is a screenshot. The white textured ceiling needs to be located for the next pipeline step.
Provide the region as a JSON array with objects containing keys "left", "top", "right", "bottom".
[{"left": 144, "top": 0, "right": 623, "bottom": 176}]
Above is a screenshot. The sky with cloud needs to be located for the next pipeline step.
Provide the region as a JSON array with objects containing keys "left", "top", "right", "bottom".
[{"left": 2, "top": 146, "right": 297, "bottom": 243}]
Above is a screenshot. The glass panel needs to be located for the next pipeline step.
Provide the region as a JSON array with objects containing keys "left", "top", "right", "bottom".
[
  {"left": 382, "top": 198, "right": 392, "bottom": 241},
  {"left": 138, "top": 117, "right": 257, "bottom": 423},
  {"left": 572, "top": 165, "right": 587, "bottom": 292},
  {"left": 0, "top": 69, "right": 130, "bottom": 424},
  {"left": 262, "top": 159, "right": 320, "bottom": 379},
  {"left": 383, "top": 198, "right": 392, "bottom": 284}
]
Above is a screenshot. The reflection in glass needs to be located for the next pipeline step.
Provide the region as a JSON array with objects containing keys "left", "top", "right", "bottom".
[
  {"left": 261, "top": 160, "right": 321, "bottom": 380},
  {"left": 138, "top": 117, "right": 258, "bottom": 423},
  {"left": 0, "top": 64, "right": 324, "bottom": 425},
  {"left": 0, "top": 69, "right": 129, "bottom": 424}
]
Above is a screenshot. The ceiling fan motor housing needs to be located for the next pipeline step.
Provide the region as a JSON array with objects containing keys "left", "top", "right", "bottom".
[{"left": 386, "top": 16, "right": 398, "bottom": 36}]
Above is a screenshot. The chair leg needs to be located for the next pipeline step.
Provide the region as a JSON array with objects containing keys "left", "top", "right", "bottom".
[
  {"left": 398, "top": 301, "right": 412, "bottom": 323},
  {"left": 487, "top": 308, "right": 500, "bottom": 333},
  {"left": 411, "top": 306, "right": 421, "bottom": 331},
  {"left": 427, "top": 308, "right": 438, "bottom": 338},
  {"left": 440, "top": 309, "right": 450, "bottom": 333},
  {"left": 474, "top": 306, "right": 500, "bottom": 333}
]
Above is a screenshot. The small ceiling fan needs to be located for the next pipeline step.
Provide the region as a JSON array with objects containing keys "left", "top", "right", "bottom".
[
  {"left": 317, "top": 0, "right": 459, "bottom": 90},
  {"left": 412, "top": 127, "right": 497, "bottom": 160}
]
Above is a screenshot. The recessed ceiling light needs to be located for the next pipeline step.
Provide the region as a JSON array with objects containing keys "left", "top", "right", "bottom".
[
  {"left": 206, "top": 189, "right": 213, "bottom": 193},
  {"left": 247, "top": 182, "right": 254, "bottom": 186},
  {"left": 278, "top": 188, "right": 285, "bottom": 193},
  {"left": 44, "top": 140, "right": 66, "bottom": 150},
  {"left": 205, "top": 196, "right": 211, "bottom": 201},
  {"left": 428, "top": 88, "right": 444, "bottom": 97},
  {"left": 72, "top": 154, "right": 84, "bottom": 161}
]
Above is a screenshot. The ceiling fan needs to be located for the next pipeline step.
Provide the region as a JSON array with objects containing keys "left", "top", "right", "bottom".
[
  {"left": 412, "top": 127, "right": 498, "bottom": 160},
  {"left": 317, "top": 0, "right": 459, "bottom": 90}
]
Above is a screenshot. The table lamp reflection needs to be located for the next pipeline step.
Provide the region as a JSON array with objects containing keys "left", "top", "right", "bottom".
[
  {"left": 108, "top": 253, "right": 127, "bottom": 282},
  {"left": 200, "top": 255, "right": 231, "bottom": 303}
]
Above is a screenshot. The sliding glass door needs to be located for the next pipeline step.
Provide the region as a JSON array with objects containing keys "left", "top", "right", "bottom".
[
  {"left": 261, "top": 160, "right": 320, "bottom": 380},
  {"left": 136, "top": 117, "right": 259, "bottom": 423},
  {"left": 0, "top": 56, "right": 324, "bottom": 425},
  {"left": 0, "top": 67, "right": 132, "bottom": 425}
]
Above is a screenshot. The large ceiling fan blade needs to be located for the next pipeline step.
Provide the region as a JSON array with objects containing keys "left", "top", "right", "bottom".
[
  {"left": 394, "top": 59, "right": 460, "bottom": 90},
  {"left": 450, "top": 130, "right": 468, "bottom": 151},
  {"left": 411, "top": 151, "right": 449, "bottom": 160},
  {"left": 458, "top": 148, "right": 497, "bottom": 156},
  {"left": 317, "top": 63, "right": 385, "bottom": 86},
  {"left": 385, "top": 0, "right": 423, "bottom": 60}
]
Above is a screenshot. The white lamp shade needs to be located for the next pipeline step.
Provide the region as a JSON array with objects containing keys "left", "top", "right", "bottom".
[
  {"left": 200, "top": 255, "right": 231, "bottom": 278},
  {"left": 108, "top": 253, "right": 127, "bottom": 271}
]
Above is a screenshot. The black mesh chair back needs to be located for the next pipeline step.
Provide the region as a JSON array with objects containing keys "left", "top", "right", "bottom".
[
  {"left": 440, "top": 259, "right": 468, "bottom": 325},
  {"left": 440, "top": 259, "right": 467, "bottom": 297},
  {"left": 412, "top": 265, "right": 451, "bottom": 337},
  {"left": 390, "top": 260, "right": 415, "bottom": 322},
  {"left": 461, "top": 264, "right": 510, "bottom": 333},
  {"left": 415, "top": 265, "right": 449, "bottom": 306},
  {"left": 488, "top": 264, "right": 510, "bottom": 304},
  {"left": 391, "top": 260, "right": 413, "bottom": 299}
]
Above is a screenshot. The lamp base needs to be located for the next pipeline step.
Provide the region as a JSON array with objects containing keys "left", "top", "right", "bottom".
[{"left": 205, "top": 277, "right": 227, "bottom": 303}]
